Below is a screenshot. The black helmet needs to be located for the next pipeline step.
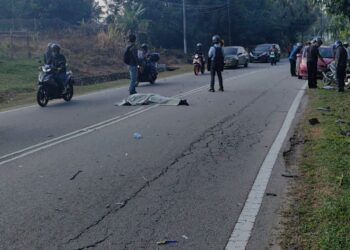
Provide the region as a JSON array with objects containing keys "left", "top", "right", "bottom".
[
  {"left": 212, "top": 35, "right": 220, "bottom": 44},
  {"left": 196, "top": 43, "right": 202, "bottom": 47},
  {"left": 141, "top": 43, "right": 148, "bottom": 50},
  {"left": 128, "top": 34, "right": 136, "bottom": 43},
  {"left": 51, "top": 44, "right": 61, "bottom": 53},
  {"left": 312, "top": 37, "right": 323, "bottom": 45},
  {"left": 335, "top": 40, "right": 342, "bottom": 47}
]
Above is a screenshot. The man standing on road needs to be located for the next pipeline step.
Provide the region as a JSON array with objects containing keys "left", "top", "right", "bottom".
[
  {"left": 335, "top": 40, "right": 348, "bottom": 92},
  {"left": 307, "top": 37, "right": 326, "bottom": 89},
  {"left": 208, "top": 35, "right": 224, "bottom": 92},
  {"left": 289, "top": 43, "right": 303, "bottom": 76},
  {"left": 124, "top": 34, "right": 139, "bottom": 95}
]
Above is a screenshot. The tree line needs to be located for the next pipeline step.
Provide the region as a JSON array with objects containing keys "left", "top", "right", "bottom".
[{"left": 0, "top": 0, "right": 320, "bottom": 50}]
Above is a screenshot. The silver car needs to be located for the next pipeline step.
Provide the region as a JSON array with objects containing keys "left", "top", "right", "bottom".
[{"left": 223, "top": 46, "right": 249, "bottom": 68}]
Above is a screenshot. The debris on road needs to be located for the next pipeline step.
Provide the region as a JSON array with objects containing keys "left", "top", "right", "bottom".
[
  {"left": 157, "top": 240, "right": 177, "bottom": 245},
  {"left": 317, "top": 106, "right": 331, "bottom": 112},
  {"left": 309, "top": 118, "right": 320, "bottom": 125},
  {"left": 340, "top": 130, "right": 350, "bottom": 137},
  {"left": 266, "top": 193, "right": 277, "bottom": 196},
  {"left": 125, "top": 153, "right": 128, "bottom": 157},
  {"left": 281, "top": 173, "right": 299, "bottom": 178},
  {"left": 133, "top": 132, "right": 142, "bottom": 139},
  {"left": 182, "top": 235, "right": 189, "bottom": 240},
  {"left": 336, "top": 119, "right": 350, "bottom": 124},
  {"left": 70, "top": 170, "right": 83, "bottom": 180},
  {"left": 323, "top": 85, "right": 335, "bottom": 90}
]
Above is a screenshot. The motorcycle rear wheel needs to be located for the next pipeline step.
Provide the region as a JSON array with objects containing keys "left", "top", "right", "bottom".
[{"left": 37, "top": 86, "right": 49, "bottom": 107}]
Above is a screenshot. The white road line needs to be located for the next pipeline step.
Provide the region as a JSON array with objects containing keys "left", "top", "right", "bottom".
[
  {"left": 225, "top": 81, "right": 307, "bottom": 250},
  {"left": 0, "top": 69, "right": 262, "bottom": 166}
]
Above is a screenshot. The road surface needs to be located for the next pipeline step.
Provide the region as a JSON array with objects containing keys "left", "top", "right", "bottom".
[{"left": 0, "top": 61, "right": 305, "bottom": 249}]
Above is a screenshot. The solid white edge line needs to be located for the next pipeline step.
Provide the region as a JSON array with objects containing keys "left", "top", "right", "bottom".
[
  {"left": 225, "top": 82, "right": 307, "bottom": 250},
  {"left": 0, "top": 69, "right": 262, "bottom": 166}
]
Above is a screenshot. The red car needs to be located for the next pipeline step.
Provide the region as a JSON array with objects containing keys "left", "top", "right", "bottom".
[{"left": 296, "top": 46, "right": 334, "bottom": 79}]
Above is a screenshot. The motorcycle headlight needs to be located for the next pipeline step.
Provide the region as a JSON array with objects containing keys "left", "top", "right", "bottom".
[{"left": 195, "top": 55, "right": 199, "bottom": 59}]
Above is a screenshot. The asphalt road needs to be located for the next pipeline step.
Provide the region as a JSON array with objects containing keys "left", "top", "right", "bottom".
[{"left": 0, "top": 61, "right": 305, "bottom": 250}]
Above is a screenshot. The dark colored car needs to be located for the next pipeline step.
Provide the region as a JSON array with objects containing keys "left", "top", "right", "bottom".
[
  {"left": 223, "top": 46, "right": 249, "bottom": 68},
  {"left": 250, "top": 43, "right": 281, "bottom": 63}
]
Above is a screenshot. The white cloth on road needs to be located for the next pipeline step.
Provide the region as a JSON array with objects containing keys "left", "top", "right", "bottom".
[{"left": 115, "top": 93, "right": 188, "bottom": 106}]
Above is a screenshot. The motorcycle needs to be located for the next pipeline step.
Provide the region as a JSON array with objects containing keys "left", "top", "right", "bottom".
[
  {"left": 193, "top": 54, "right": 205, "bottom": 75},
  {"left": 137, "top": 53, "right": 159, "bottom": 85},
  {"left": 322, "top": 61, "right": 337, "bottom": 86},
  {"left": 269, "top": 51, "right": 277, "bottom": 65},
  {"left": 323, "top": 61, "right": 350, "bottom": 87},
  {"left": 36, "top": 65, "right": 74, "bottom": 107}
]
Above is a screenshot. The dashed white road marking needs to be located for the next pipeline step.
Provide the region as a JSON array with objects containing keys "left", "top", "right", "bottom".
[
  {"left": 0, "top": 70, "right": 262, "bottom": 166},
  {"left": 225, "top": 82, "right": 307, "bottom": 250}
]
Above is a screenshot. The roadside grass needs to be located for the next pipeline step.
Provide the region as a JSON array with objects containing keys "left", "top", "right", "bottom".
[
  {"left": 0, "top": 57, "right": 192, "bottom": 111},
  {"left": 282, "top": 87, "right": 350, "bottom": 249}
]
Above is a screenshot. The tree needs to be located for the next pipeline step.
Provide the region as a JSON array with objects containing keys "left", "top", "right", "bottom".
[
  {"left": 312, "top": 0, "right": 350, "bottom": 20},
  {"left": 0, "top": 0, "right": 100, "bottom": 24}
]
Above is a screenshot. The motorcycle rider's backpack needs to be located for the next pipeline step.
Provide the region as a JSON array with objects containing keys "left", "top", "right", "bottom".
[
  {"left": 123, "top": 45, "right": 132, "bottom": 65},
  {"left": 214, "top": 46, "right": 224, "bottom": 71}
]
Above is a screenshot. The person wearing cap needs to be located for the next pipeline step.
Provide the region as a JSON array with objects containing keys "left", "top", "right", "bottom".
[
  {"left": 335, "top": 40, "right": 348, "bottom": 92},
  {"left": 307, "top": 37, "right": 326, "bottom": 88},
  {"left": 208, "top": 35, "right": 224, "bottom": 92},
  {"left": 289, "top": 43, "right": 303, "bottom": 76}
]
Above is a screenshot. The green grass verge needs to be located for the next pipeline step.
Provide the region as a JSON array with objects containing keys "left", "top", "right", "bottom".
[
  {"left": 282, "top": 87, "right": 350, "bottom": 249},
  {"left": 0, "top": 57, "right": 192, "bottom": 111}
]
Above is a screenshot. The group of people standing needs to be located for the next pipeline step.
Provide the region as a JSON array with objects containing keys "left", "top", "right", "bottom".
[
  {"left": 124, "top": 34, "right": 225, "bottom": 95},
  {"left": 289, "top": 37, "right": 349, "bottom": 92}
]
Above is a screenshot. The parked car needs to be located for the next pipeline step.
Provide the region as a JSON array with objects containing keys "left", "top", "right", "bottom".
[
  {"left": 296, "top": 46, "right": 334, "bottom": 79},
  {"left": 223, "top": 46, "right": 249, "bottom": 68},
  {"left": 250, "top": 43, "right": 281, "bottom": 63}
]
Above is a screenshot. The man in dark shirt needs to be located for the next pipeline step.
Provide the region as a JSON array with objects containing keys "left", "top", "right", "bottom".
[
  {"left": 51, "top": 44, "right": 67, "bottom": 93},
  {"left": 335, "top": 40, "right": 348, "bottom": 92},
  {"left": 307, "top": 38, "right": 326, "bottom": 88},
  {"left": 124, "top": 34, "right": 139, "bottom": 95}
]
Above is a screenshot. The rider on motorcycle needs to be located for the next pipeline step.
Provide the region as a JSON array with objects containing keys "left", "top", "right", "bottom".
[
  {"left": 195, "top": 43, "right": 205, "bottom": 70},
  {"left": 51, "top": 44, "right": 68, "bottom": 93},
  {"left": 140, "top": 43, "right": 151, "bottom": 75},
  {"left": 269, "top": 44, "right": 278, "bottom": 65}
]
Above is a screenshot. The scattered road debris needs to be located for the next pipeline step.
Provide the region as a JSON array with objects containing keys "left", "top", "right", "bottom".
[
  {"left": 182, "top": 235, "right": 189, "bottom": 240},
  {"left": 309, "top": 118, "right": 320, "bottom": 125},
  {"left": 133, "top": 132, "right": 142, "bottom": 139},
  {"left": 157, "top": 240, "right": 177, "bottom": 245},
  {"left": 281, "top": 173, "right": 299, "bottom": 178},
  {"left": 336, "top": 119, "right": 350, "bottom": 125},
  {"left": 70, "top": 170, "right": 83, "bottom": 180},
  {"left": 317, "top": 106, "right": 331, "bottom": 112},
  {"left": 340, "top": 130, "right": 350, "bottom": 137},
  {"left": 266, "top": 193, "right": 277, "bottom": 196}
]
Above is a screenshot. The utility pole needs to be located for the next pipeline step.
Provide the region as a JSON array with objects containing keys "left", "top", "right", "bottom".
[
  {"left": 183, "top": 0, "right": 187, "bottom": 54},
  {"left": 227, "top": 0, "right": 231, "bottom": 45}
]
